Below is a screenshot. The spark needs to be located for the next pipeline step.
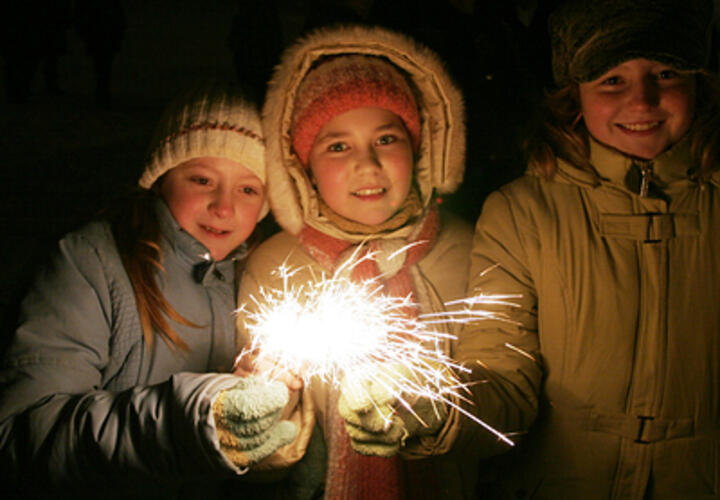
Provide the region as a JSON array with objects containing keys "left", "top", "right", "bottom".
[
  {"left": 504, "top": 342, "right": 540, "bottom": 363},
  {"left": 236, "top": 258, "right": 519, "bottom": 447}
]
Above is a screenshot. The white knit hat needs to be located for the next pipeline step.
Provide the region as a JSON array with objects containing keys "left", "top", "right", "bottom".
[{"left": 139, "top": 80, "right": 268, "bottom": 219}]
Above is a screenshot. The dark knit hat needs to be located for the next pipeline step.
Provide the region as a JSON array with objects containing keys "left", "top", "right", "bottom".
[
  {"left": 290, "top": 55, "right": 421, "bottom": 166},
  {"left": 549, "top": 0, "right": 714, "bottom": 86}
]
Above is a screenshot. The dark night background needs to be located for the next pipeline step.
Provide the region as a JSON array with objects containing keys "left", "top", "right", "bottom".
[{"left": 0, "top": 0, "right": 556, "bottom": 342}]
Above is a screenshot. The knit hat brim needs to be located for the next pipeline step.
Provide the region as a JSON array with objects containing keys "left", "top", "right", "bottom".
[
  {"left": 550, "top": 0, "right": 713, "bottom": 86},
  {"left": 140, "top": 81, "right": 269, "bottom": 220},
  {"left": 566, "top": 26, "right": 708, "bottom": 84},
  {"left": 290, "top": 55, "right": 421, "bottom": 166}
]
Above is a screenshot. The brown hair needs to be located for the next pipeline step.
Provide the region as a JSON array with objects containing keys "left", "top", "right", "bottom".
[
  {"left": 110, "top": 189, "right": 196, "bottom": 351},
  {"left": 524, "top": 70, "right": 720, "bottom": 180},
  {"left": 109, "top": 189, "right": 260, "bottom": 352}
]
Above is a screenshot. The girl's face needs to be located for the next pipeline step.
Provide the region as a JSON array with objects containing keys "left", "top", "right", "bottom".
[
  {"left": 307, "top": 107, "right": 414, "bottom": 226},
  {"left": 159, "top": 157, "right": 265, "bottom": 261},
  {"left": 579, "top": 58, "right": 696, "bottom": 159}
]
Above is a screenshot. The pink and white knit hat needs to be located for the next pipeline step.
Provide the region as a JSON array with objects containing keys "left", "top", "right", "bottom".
[{"left": 290, "top": 55, "right": 421, "bottom": 166}]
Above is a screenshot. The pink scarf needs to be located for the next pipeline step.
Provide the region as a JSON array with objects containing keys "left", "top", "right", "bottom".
[{"left": 298, "top": 207, "right": 440, "bottom": 499}]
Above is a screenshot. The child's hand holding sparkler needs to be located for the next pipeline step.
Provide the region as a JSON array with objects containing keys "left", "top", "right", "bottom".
[
  {"left": 212, "top": 376, "right": 298, "bottom": 470},
  {"left": 338, "top": 361, "right": 452, "bottom": 457}
]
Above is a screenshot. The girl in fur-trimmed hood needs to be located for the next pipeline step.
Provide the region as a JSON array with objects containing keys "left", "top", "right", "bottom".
[{"left": 236, "top": 24, "right": 480, "bottom": 499}]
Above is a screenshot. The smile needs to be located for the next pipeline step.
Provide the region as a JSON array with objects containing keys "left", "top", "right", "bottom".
[
  {"left": 201, "top": 225, "right": 229, "bottom": 235},
  {"left": 352, "top": 187, "right": 386, "bottom": 196},
  {"left": 617, "top": 121, "right": 661, "bottom": 132}
]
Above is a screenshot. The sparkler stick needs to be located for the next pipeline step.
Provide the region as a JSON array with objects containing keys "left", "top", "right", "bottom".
[{"left": 236, "top": 256, "right": 520, "bottom": 447}]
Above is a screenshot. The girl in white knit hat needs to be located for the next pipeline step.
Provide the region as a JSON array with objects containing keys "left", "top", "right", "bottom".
[{"left": 0, "top": 80, "right": 302, "bottom": 498}]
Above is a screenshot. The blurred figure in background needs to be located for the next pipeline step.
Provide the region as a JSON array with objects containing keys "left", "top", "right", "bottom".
[{"left": 73, "top": 0, "right": 126, "bottom": 108}]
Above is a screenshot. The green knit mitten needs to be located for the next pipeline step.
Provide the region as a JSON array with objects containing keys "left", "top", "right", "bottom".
[
  {"left": 213, "top": 377, "right": 297, "bottom": 469},
  {"left": 338, "top": 363, "right": 449, "bottom": 457}
]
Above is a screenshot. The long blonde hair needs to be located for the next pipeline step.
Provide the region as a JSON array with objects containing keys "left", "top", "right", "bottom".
[{"left": 524, "top": 70, "right": 720, "bottom": 180}]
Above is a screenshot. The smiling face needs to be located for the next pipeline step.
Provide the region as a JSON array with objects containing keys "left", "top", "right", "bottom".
[
  {"left": 159, "top": 157, "right": 265, "bottom": 261},
  {"left": 579, "top": 58, "right": 696, "bottom": 159},
  {"left": 307, "top": 107, "right": 414, "bottom": 226}
]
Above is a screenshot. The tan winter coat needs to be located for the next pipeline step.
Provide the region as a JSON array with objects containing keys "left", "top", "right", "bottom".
[
  {"left": 458, "top": 136, "right": 720, "bottom": 499},
  {"left": 237, "top": 25, "right": 478, "bottom": 498}
]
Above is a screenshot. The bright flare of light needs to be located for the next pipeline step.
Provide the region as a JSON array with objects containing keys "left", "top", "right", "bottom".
[{"left": 237, "top": 260, "right": 519, "bottom": 447}]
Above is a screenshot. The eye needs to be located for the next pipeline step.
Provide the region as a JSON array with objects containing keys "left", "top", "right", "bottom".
[
  {"left": 327, "top": 142, "right": 348, "bottom": 153},
  {"left": 376, "top": 134, "right": 397, "bottom": 146},
  {"left": 190, "top": 176, "right": 210, "bottom": 186},
  {"left": 657, "top": 69, "right": 679, "bottom": 80},
  {"left": 242, "top": 186, "right": 259, "bottom": 195},
  {"left": 601, "top": 75, "right": 622, "bottom": 86}
]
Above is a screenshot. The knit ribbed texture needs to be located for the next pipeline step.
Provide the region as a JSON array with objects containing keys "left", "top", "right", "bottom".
[
  {"left": 325, "top": 389, "right": 406, "bottom": 500},
  {"left": 549, "top": 0, "right": 713, "bottom": 85},
  {"left": 291, "top": 55, "right": 421, "bottom": 166},
  {"left": 298, "top": 206, "right": 440, "bottom": 499},
  {"left": 139, "top": 81, "right": 268, "bottom": 219}
]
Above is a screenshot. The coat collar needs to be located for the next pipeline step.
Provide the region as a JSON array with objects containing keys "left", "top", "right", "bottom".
[
  {"left": 556, "top": 136, "right": 698, "bottom": 192},
  {"left": 588, "top": 135, "right": 694, "bottom": 187},
  {"left": 155, "top": 199, "right": 246, "bottom": 284}
]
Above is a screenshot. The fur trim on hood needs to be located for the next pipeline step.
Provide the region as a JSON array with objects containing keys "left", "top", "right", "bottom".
[{"left": 262, "top": 24, "right": 465, "bottom": 240}]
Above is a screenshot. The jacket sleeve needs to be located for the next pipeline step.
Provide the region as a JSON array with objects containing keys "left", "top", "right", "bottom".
[
  {"left": 452, "top": 187, "right": 544, "bottom": 457},
  {"left": 0, "top": 230, "right": 241, "bottom": 488}
]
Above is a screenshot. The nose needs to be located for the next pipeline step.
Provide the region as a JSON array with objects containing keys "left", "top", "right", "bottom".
[
  {"left": 355, "top": 146, "right": 382, "bottom": 172},
  {"left": 209, "top": 188, "right": 234, "bottom": 218},
  {"left": 628, "top": 77, "right": 659, "bottom": 110}
]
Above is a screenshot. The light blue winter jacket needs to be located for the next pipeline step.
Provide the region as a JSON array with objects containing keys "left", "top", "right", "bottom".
[{"left": 0, "top": 199, "right": 253, "bottom": 498}]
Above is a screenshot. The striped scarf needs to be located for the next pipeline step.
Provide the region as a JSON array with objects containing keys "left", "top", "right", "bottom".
[{"left": 297, "top": 206, "right": 440, "bottom": 500}]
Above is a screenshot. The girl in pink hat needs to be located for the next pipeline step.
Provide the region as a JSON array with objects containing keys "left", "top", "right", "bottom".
[{"left": 237, "top": 24, "right": 475, "bottom": 499}]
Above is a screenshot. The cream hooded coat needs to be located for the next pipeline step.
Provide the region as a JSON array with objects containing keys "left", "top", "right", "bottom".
[
  {"left": 458, "top": 136, "right": 720, "bottom": 499},
  {"left": 236, "top": 25, "right": 478, "bottom": 497}
]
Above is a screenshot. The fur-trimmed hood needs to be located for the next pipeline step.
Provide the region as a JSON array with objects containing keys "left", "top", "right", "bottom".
[{"left": 262, "top": 24, "right": 465, "bottom": 240}]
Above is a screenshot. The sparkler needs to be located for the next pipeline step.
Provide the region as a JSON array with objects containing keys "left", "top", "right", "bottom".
[{"left": 236, "top": 253, "right": 520, "bottom": 447}]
